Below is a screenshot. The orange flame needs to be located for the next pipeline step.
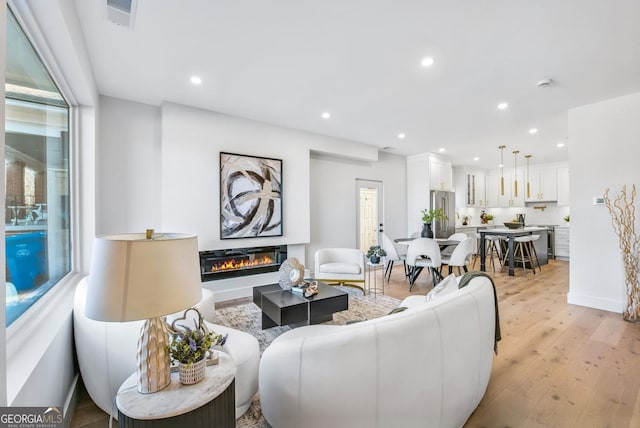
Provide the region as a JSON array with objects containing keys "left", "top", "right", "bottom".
[{"left": 210, "top": 255, "right": 274, "bottom": 272}]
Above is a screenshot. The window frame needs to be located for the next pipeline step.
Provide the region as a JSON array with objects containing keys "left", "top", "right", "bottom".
[{"left": 3, "top": 2, "right": 86, "bottom": 404}]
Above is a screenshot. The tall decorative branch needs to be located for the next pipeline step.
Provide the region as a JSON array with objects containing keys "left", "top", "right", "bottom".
[{"left": 604, "top": 185, "right": 640, "bottom": 322}]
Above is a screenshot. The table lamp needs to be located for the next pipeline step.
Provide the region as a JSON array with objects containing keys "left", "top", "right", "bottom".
[{"left": 84, "top": 231, "right": 202, "bottom": 393}]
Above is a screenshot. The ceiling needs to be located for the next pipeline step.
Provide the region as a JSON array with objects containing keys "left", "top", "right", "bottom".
[{"left": 73, "top": 0, "right": 640, "bottom": 169}]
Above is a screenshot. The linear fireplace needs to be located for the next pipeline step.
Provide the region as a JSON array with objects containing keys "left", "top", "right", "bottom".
[{"left": 199, "top": 245, "right": 287, "bottom": 281}]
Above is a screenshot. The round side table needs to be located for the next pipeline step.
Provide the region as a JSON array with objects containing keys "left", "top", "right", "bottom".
[{"left": 116, "top": 352, "right": 236, "bottom": 428}]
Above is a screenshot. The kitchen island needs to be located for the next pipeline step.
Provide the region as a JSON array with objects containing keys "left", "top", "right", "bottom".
[{"left": 479, "top": 227, "right": 548, "bottom": 276}]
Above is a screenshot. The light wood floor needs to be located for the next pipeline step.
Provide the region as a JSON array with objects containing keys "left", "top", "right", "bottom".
[{"left": 70, "top": 259, "right": 640, "bottom": 427}]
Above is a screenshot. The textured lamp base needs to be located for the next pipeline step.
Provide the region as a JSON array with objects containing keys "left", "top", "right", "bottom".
[{"left": 137, "top": 317, "right": 171, "bottom": 393}]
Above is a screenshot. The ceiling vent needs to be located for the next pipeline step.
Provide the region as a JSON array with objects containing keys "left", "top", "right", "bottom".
[{"left": 106, "top": 0, "right": 137, "bottom": 28}]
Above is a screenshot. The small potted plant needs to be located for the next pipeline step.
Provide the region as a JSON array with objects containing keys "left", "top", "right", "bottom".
[
  {"left": 563, "top": 214, "right": 570, "bottom": 223},
  {"left": 366, "top": 245, "right": 386, "bottom": 264},
  {"left": 421, "top": 208, "right": 448, "bottom": 237},
  {"left": 170, "top": 326, "right": 227, "bottom": 385}
]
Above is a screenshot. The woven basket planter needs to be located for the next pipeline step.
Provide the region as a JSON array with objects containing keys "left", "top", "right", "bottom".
[{"left": 178, "top": 359, "right": 206, "bottom": 385}]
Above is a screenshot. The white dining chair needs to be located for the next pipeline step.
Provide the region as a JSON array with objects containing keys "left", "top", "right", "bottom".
[
  {"left": 405, "top": 238, "right": 442, "bottom": 291},
  {"left": 440, "top": 237, "right": 475, "bottom": 276},
  {"left": 380, "top": 232, "right": 407, "bottom": 281}
]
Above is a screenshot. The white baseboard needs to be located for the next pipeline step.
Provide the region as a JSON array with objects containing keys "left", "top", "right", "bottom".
[
  {"left": 567, "top": 292, "right": 623, "bottom": 313},
  {"left": 63, "top": 374, "right": 80, "bottom": 428}
]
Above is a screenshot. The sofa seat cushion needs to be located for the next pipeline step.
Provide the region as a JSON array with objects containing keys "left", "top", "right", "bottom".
[{"left": 319, "top": 262, "right": 361, "bottom": 275}]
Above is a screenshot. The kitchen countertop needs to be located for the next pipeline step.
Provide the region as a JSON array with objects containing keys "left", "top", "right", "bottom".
[{"left": 481, "top": 226, "right": 548, "bottom": 233}]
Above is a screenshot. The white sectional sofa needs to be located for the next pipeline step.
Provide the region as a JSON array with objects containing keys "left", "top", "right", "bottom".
[
  {"left": 259, "top": 275, "right": 497, "bottom": 428},
  {"left": 73, "top": 277, "right": 260, "bottom": 419}
]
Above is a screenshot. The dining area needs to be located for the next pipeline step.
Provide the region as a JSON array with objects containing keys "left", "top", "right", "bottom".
[
  {"left": 383, "top": 225, "right": 548, "bottom": 291},
  {"left": 386, "top": 234, "right": 476, "bottom": 290}
]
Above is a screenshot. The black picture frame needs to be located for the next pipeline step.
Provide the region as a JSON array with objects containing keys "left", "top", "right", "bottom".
[{"left": 220, "top": 152, "right": 283, "bottom": 239}]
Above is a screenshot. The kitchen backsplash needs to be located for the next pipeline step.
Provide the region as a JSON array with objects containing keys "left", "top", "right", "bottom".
[{"left": 456, "top": 205, "right": 570, "bottom": 227}]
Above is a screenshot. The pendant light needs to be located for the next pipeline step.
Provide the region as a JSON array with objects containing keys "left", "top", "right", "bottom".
[
  {"left": 513, "top": 150, "right": 520, "bottom": 197},
  {"left": 499, "top": 145, "right": 506, "bottom": 196},
  {"left": 525, "top": 155, "right": 532, "bottom": 199}
]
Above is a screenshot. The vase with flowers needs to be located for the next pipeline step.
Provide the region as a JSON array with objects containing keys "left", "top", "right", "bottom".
[{"left": 170, "top": 325, "right": 227, "bottom": 385}]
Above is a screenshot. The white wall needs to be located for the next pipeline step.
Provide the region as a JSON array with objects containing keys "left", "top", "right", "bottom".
[
  {"left": 97, "top": 96, "right": 162, "bottom": 234},
  {"left": 567, "top": 92, "right": 640, "bottom": 312},
  {"left": 161, "top": 102, "right": 311, "bottom": 250},
  {"left": 97, "top": 100, "right": 400, "bottom": 299},
  {"left": 308, "top": 151, "right": 407, "bottom": 270}
]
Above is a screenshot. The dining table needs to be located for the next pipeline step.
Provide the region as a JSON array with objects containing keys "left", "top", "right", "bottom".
[
  {"left": 394, "top": 237, "right": 460, "bottom": 285},
  {"left": 394, "top": 237, "right": 459, "bottom": 249},
  {"left": 478, "top": 227, "right": 547, "bottom": 276}
]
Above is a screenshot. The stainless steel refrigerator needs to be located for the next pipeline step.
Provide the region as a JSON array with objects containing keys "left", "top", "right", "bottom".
[{"left": 430, "top": 190, "right": 456, "bottom": 238}]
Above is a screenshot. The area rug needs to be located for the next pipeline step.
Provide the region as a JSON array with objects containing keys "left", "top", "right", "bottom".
[{"left": 213, "top": 288, "right": 401, "bottom": 428}]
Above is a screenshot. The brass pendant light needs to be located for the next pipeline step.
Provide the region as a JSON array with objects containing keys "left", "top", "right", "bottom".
[
  {"left": 499, "top": 145, "right": 506, "bottom": 196},
  {"left": 513, "top": 150, "right": 520, "bottom": 197},
  {"left": 525, "top": 155, "right": 532, "bottom": 199}
]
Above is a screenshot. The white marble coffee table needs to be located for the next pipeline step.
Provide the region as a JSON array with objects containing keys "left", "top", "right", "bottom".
[{"left": 116, "top": 351, "right": 236, "bottom": 427}]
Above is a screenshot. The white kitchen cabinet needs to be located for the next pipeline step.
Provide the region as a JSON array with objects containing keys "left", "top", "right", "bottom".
[
  {"left": 454, "top": 168, "right": 486, "bottom": 208},
  {"left": 557, "top": 166, "right": 570, "bottom": 206},
  {"left": 555, "top": 226, "right": 570, "bottom": 259},
  {"left": 485, "top": 171, "right": 501, "bottom": 208},
  {"left": 525, "top": 166, "right": 558, "bottom": 202},
  {"left": 486, "top": 169, "right": 524, "bottom": 208},
  {"left": 430, "top": 157, "right": 453, "bottom": 191}
]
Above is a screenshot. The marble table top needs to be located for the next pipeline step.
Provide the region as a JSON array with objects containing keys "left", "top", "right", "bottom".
[{"left": 116, "top": 351, "right": 236, "bottom": 420}]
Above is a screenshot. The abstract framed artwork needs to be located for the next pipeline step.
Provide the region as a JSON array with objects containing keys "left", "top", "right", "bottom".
[{"left": 220, "top": 152, "right": 283, "bottom": 239}]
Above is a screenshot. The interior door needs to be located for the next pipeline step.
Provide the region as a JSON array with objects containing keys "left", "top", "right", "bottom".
[{"left": 356, "top": 179, "right": 384, "bottom": 252}]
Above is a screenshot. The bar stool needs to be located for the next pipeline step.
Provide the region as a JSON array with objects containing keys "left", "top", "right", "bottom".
[
  {"left": 503, "top": 234, "right": 541, "bottom": 275},
  {"left": 472, "top": 234, "right": 503, "bottom": 272}
]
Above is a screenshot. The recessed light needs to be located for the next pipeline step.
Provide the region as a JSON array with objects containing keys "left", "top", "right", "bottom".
[
  {"left": 397, "top": 133, "right": 406, "bottom": 139},
  {"left": 497, "top": 102, "right": 508, "bottom": 110},
  {"left": 321, "top": 112, "right": 331, "bottom": 119},
  {"left": 557, "top": 142, "right": 565, "bottom": 148},
  {"left": 529, "top": 128, "right": 538, "bottom": 134},
  {"left": 421, "top": 57, "right": 435, "bottom": 68},
  {"left": 499, "top": 163, "right": 504, "bottom": 168},
  {"left": 439, "top": 148, "right": 446, "bottom": 153},
  {"left": 190, "top": 75, "right": 202, "bottom": 85},
  {"left": 473, "top": 157, "right": 480, "bottom": 161}
]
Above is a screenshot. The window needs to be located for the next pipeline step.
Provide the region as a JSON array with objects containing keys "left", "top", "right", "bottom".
[{"left": 4, "top": 8, "right": 71, "bottom": 326}]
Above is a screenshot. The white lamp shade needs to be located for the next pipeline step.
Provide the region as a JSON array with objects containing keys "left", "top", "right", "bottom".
[{"left": 86, "top": 233, "right": 202, "bottom": 322}]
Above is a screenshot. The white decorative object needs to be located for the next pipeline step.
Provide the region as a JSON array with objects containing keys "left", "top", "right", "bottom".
[
  {"left": 278, "top": 257, "right": 304, "bottom": 290},
  {"left": 179, "top": 359, "right": 207, "bottom": 385}
]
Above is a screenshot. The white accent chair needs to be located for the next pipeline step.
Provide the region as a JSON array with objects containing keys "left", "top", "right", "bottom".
[
  {"left": 405, "top": 238, "right": 442, "bottom": 291},
  {"left": 314, "top": 248, "right": 365, "bottom": 291},
  {"left": 441, "top": 236, "right": 476, "bottom": 275},
  {"left": 259, "top": 275, "right": 497, "bottom": 428},
  {"left": 73, "top": 277, "right": 260, "bottom": 419}
]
